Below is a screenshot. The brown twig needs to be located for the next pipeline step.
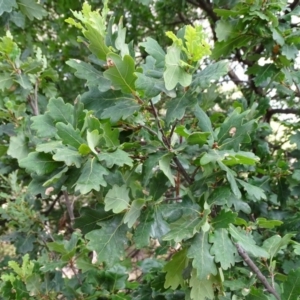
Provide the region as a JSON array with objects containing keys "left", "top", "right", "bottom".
[
  {"left": 63, "top": 191, "right": 75, "bottom": 227},
  {"left": 149, "top": 100, "right": 193, "bottom": 185},
  {"left": 235, "top": 243, "right": 280, "bottom": 300},
  {"left": 265, "top": 108, "right": 300, "bottom": 123}
]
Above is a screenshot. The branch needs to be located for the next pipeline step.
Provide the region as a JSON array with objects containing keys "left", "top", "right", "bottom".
[
  {"left": 149, "top": 100, "right": 193, "bottom": 185},
  {"left": 173, "top": 156, "right": 193, "bottom": 185},
  {"left": 235, "top": 244, "right": 280, "bottom": 300},
  {"left": 195, "top": 0, "right": 219, "bottom": 23},
  {"left": 149, "top": 99, "right": 171, "bottom": 149},
  {"left": 287, "top": 0, "right": 300, "bottom": 12},
  {"left": 41, "top": 192, "right": 62, "bottom": 216},
  {"left": 265, "top": 108, "right": 300, "bottom": 122},
  {"left": 63, "top": 191, "right": 75, "bottom": 227}
]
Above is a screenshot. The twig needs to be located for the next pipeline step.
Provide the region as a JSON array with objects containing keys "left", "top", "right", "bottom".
[
  {"left": 149, "top": 100, "right": 193, "bottom": 185},
  {"left": 27, "top": 80, "right": 40, "bottom": 116},
  {"left": 149, "top": 99, "right": 171, "bottom": 149},
  {"left": 41, "top": 192, "right": 62, "bottom": 216},
  {"left": 164, "top": 196, "right": 182, "bottom": 201},
  {"left": 33, "top": 79, "right": 39, "bottom": 115},
  {"left": 169, "top": 120, "right": 178, "bottom": 142},
  {"left": 235, "top": 243, "right": 280, "bottom": 300},
  {"left": 63, "top": 191, "right": 75, "bottom": 226},
  {"left": 265, "top": 108, "right": 300, "bottom": 123},
  {"left": 173, "top": 156, "right": 193, "bottom": 185}
]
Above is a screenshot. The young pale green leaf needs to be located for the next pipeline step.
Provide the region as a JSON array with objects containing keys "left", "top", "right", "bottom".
[
  {"left": 87, "top": 130, "right": 100, "bottom": 154},
  {"left": 0, "top": 35, "right": 20, "bottom": 60},
  {"left": 163, "top": 248, "right": 188, "bottom": 290},
  {"left": 210, "top": 229, "right": 236, "bottom": 270},
  {"left": 140, "top": 37, "right": 165, "bottom": 69},
  {"left": 159, "top": 153, "right": 175, "bottom": 187},
  {"left": 211, "top": 210, "right": 237, "bottom": 229},
  {"left": 164, "top": 45, "right": 192, "bottom": 90},
  {"left": 66, "top": 59, "right": 111, "bottom": 92},
  {"left": 124, "top": 199, "right": 145, "bottom": 228},
  {"left": 86, "top": 216, "right": 128, "bottom": 266},
  {"left": 18, "top": 0, "right": 48, "bottom": 20},
  {"left": 104, "top": 184, "right": 130, "bottom": 213},
  {"left": 84, "top": 25, "right": 110, "bottom": 60},
  {"left": 104, "top": 53, "right": 137, "bottom": 93},
  {"left": 8, "top": 254, "right": 34, "bottom": 278},
  {"left": 256, "top": 218, "right": 283, "bottom": 229},
  {"left": 75, "top": 158, "right": 109, "bottom": 194},
  {"left": 187, "top": 231, "right": 217, "bottom": 280},
  {"left": 98, "top": 148, "right": 133, "bottom": 168},
  {"left": 189, "top": 269, "right": 214, "bottom": 300},
  {"left": 56, "top": 122, "right": 86, "bottom": 149},
  {"left": 19, "top": 152, "right": 62, "bottom": 175},
  {"left": 237, "top": 179, "right": 266, "bottom": 201},
  {"left": 282, "top": 269, "right": 300, "bottom": 300},
  {"left": 229, "top": 224, "right": 269, "bottom": 258},
  {"left": 47, "top": 98, "right": 74, "bottom": 125},
  {"left": 78, "top": 144, "right": 91, "bottom": 155},
  {"left": 0, "top": 0, "right": 17, "bottom": 16},
  {"left": 53, "top": 147, "right": 82, "bottom": 168},
  {"left": 184, "top": 25, "right": 211, "bottom": 61}
]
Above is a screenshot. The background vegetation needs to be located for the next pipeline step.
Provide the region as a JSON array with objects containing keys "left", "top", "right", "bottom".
[{"left": 1, "top": 0, "right": 300, "bottom": 299}]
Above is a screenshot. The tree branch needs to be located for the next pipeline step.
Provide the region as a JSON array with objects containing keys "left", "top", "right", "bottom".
[
  {"left": 195, "top": 0, "right": 219, "bottom": 23},
  {"left": 288, "top": 0, "right": 300, "bottom": 12},
  {"left": 235, "top": 243, "right": 280, "bottom": 300},
  {"left": 265, "top": 108, "right": 300, "bottom": 123},
  {"left": 63, "top": 191, "right": 75, "bottom": 227},
  {"left": 149, "top": 100, "right": 193, "bottom": 185}
]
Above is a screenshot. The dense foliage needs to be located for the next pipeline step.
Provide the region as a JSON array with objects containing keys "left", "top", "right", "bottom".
[{"left": 1, "top": 0, "right": 300, "bottom": 299}]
